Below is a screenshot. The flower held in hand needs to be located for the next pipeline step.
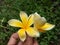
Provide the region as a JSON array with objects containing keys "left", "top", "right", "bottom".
[{"left": 8, "top": 11, "right": 39, "bottom": 41}]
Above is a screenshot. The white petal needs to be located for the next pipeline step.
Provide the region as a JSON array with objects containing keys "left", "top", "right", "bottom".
[
  {"left": 8, "top": 19, "right": 23, "bottom": 27},
  {"left": 41, "top": 23, "right": 55, "bottom": 30},
  {"left": 17, "top": 29, "right": 26, "bottom": 41},
  {"left": 26, "top": 27, "right": 40, "bottom": 37}
]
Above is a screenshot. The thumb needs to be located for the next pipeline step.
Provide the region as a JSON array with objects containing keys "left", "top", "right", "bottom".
[{"left": 7, "top": 33, "right": 19, "bottom": 45}]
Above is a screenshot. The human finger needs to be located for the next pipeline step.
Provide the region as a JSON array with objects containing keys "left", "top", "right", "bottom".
[
  {"left": 7, "top": 33, "right": 19, "bottom": 45},
  {"left": 17, "top": 41, "right": 23, "bottom": 45},
  {"left": 33, "top": 40, "right": 39, "bottom": 45},
  {"left": 23, "top": 35, "right": 33, "bottom": 45}
]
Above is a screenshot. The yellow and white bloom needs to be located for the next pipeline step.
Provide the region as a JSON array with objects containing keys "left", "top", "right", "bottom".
[
  {"left": 8, "top": 11, "right": 39, "bottom": 41},
  {"left": 8, "top": 11, "right": 55, "bottom": 41},
  {"left": 34, "top": 12, "right": 55, "bottom": 32}
]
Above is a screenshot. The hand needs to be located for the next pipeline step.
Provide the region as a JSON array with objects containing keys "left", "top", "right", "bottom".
[{"left": 7, "top": 33, "right": 39, "bottom": 45}]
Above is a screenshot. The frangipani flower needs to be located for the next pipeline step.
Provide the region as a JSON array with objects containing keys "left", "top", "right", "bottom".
[
  {"left": 8, "top": 11, "right": 39, "bottom": 41},
  {"left": 34, "top": 12, "right": 55, "bottom": 32}
]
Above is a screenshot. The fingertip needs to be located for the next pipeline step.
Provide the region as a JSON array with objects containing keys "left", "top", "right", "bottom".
[{"left": 11, "top": 33, "right": 19, "bottom": 39}]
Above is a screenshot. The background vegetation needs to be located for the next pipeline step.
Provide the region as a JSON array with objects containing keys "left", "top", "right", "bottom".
[{"left": 0, "top": 0, "right": 60, "bottom": 45}]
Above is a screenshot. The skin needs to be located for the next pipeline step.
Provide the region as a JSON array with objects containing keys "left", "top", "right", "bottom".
[{"left": 7, "top": 33, "right": 39, "bottom": 45}]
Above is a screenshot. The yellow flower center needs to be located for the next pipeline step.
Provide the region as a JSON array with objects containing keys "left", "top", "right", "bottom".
[{"left": 22, "top": 23, "right": 29, "bottom": 29}]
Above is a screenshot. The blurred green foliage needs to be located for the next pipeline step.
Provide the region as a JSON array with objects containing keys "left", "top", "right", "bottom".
[{"left": 0, "top": 0, "right": 60, "bottom": 45}]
